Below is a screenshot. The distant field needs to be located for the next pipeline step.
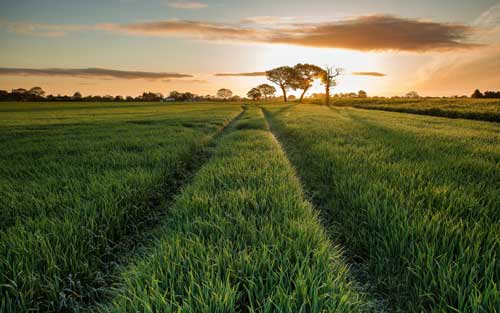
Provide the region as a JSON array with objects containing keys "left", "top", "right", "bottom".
[
  {"left": 326, "top": 98, "right": 500, "bottom": 122},
  {"left": 1, "top": 101, "right": 499, "bottom": 312},
  {"left": 264, "top": 104, "right": 500, "bottom": 312}
]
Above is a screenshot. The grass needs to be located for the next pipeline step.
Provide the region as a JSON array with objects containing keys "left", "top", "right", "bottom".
[
  {"left": 324, "top": 98, "right": 500, "bottom": 122},
  {"left": 0, "top": 102, "right": 242, "bottom": 312},
  {"left": 2, "top": 100, "right": 499, "bottom": 312},
  {"left": 100, "top": 106, "right": 365, "bottom": 312},
  {"left": 263, "top": 104, "right": 500, "bottom": 312}
]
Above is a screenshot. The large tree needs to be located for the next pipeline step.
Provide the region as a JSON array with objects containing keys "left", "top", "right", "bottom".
[
  {"left": 247, "top": 87, "right": 262, "bottom": 100},
  {"left": 320, "top": 67, "right": 342, "bottom": 105},
  {"left": 266, "top": 66, "right": 296, "bottom": 102},
  {"left": 291, "top": 64, "right": 323, "bottom": 103},
  {"left": 217, "top": 88, "right": 233, "bottom": 99},
  {"left": 257, "top": 84, "right": 276, "bottom": 100}
]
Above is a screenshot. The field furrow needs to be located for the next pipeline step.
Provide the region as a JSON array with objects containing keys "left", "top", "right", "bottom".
[
  {"left": 0, "top": 103, "right": 242, "bottom": 312},
  {"left": 263, "top": 104, "right": 500, "bottom": 313},
  {"left": 101, "top": 106, "right": 366, "bottom": 312}
]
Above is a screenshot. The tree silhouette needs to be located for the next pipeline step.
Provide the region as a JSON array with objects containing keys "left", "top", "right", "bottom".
[
  {"left": 358, "top": 90, "right": 368, "bottom": 98},
  {"left": 266, "top": 66, "right": 296, "bottom": 102},
  {"left": 471, "top": 89, "right": 484, "bottom": 98},
  {"left": 257, "top": 84, "right": 276, "bottom": 100},
  {"left": 28, "top": 87, "right": 45, "bottom": 98},
  {"left": 406, "top": 91, "right": 420, "bottom": 98},
  {"left": 320, "top": 67, "right": 342, "bottom": 105},
  {"left": 292, "top": 64, "right": 323, "bottom": 103},
  {"left": 247, "top": 88, "right": 262, "bottom": 100},
  {"left": 217, "top": 88, "right": 233, "bottom": 99}
]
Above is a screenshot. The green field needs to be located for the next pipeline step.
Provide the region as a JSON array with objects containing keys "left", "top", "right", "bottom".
[
  {"left": 326, "top": 98, "right": 500, "bottom": 122},
  {"left": 1, "top": 101, "right": 499, "bottom": 312}
]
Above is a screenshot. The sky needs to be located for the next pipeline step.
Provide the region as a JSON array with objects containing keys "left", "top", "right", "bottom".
[{"left": 0, "top": 0, "right": 499, "bottom": 97}]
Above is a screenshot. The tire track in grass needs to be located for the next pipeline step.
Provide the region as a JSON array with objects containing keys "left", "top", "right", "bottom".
[
  {"left": 72, "top": 107, "right": 249, "bottom": 312},
  {"left": 100, "top": 105, "right": 366, "bottom": 312},
  {"left": 262, "top": 107, "right": 388, "bottom": 313},
  {"left": 262, "top": 104, "right": 500, "bottom": 312},
  {"left": 0, "top": 106, "right": 245, "bottom": 313}
]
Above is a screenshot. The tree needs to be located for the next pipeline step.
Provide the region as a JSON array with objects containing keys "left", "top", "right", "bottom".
[
  {"left": 0, "top": 90, "right": 8, "bottom": 101},
  {"left": 292, "top": 64, "right": 323, "bottom": 103},
  {"left": 471, "top": 89, "right": 484, "bottom": 98},
  {"left": 142, "top": 92, "right": 163, "bottom": 101},
  {"left": 217, "top": 88, "right": 233, "bottom": 99},
  {"left": 73, "top": 92, "right": 82, "bottom": 100},
  {"left": 169, "top": 91, "right": 181, "bottom": 100},
  {"left": 320, "top": 67, "right": 342, "bottom": 105},
  {"left": 28, "top": 87, "right": 45, "bottom": 98},
  {"left": 405, "top": 91, "right": 420, "bottom": 98},
  {"left": 247, "top": 88, "right": 262, "bottom": 100},
  {"left": 257, "top": 84, "right": 276, "bottom": 100},
  {"left": 484, "top": 91, "right": 500, "bottom": 98},
  {"left": 266, "top": 66, "right": 296, "bottom": 102},
  {"left": 358, "top": 90, "right": 368, "bottom": 98}
]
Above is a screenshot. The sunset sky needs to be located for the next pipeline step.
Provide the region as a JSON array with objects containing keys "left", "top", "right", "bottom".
[{"left": 1, "top": 0, "right": 499, "bottom": 97}]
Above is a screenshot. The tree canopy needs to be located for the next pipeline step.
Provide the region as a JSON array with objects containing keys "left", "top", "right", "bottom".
[{"left": 247, "top": 88, "right": 262, "bottom": 100}]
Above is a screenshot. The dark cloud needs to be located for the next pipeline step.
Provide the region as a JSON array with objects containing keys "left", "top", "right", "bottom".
[
  {"left": 0, "top": 68, "right": 193, "bottom": 80},
  {"left": 351, "top": 71, "right": 387, "bottom": 77},
  {"left": 108, "top": 15, "right": 478, "bottom": 52},
  {"left": 214, "top": 72, "right": 266, "bottom": 77}
]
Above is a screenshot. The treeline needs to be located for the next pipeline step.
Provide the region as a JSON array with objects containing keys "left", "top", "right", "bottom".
[
  {"left": 0, "top": 88, "right": 241, "bottom": 102},
  {"left": 471, "top": 89, "right": 500, "bottom": 99}
]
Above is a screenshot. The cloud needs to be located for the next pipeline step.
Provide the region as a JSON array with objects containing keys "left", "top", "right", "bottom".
[
  {"left": 0, "top": 18, "right": 91, "bottom": 37},
  {"left": 101, "top": 20, "right": 259, "bottom": 41},
  {"left": 270, "top": 15, "right": 479, "bottom": 52},
  {"left": 0, "top": 68, "right": 193, "bottom": 80},
  {"left": 414, "top": 44, "right": 500, "bottom": 95},
  {"left": 167, "top": 1, "right": 207, "bottom": 9},
  {"left": 214, "top": 72, "right": 266, "bottom": 77},
  {"left": 216, "top": 71, "right": 386, "bottom": 77},
  {"left": 1, "top": 15, "right": 479, "bottom": 52},
  {"left": 240, "top": 16, "right": 296, "bottom": 25},
  {"left": 413, "top": 3, "right": 500, "bottom": 95},
  {"left": 351, "top": 72, "right": 386, "bottom": 77},
  {"left": 107, "top": 15, "right": 479, "bottom": 52}
]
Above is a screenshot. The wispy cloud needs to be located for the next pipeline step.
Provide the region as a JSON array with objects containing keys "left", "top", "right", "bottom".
[
  {"left": 0, "top": 68, "right": 193, "bottom": 80},
  {"left": 214, "top": 72, "right": 266, "bottom": 77},
  {"left": 351, "top": 72, "right": 386, "bottom": 77},
  {"left": 414, "top": 3, "right": 500, "bottom": 95},
  {"left": 0, "top": 15, "right": 480, "bottom": 52},
  {"left": 167, "top": 1, "right": 207, "bottom": 9},
  {"left": 240, "top": 16, "right": 297, "bottom": 25},
  {"left": 0, "top": 18, "right": 91, "bottom": 37}
]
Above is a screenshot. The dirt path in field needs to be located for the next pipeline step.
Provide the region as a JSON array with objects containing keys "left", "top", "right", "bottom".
[{"left": 261, "top": 106, "right": 389, "bottom": 313}]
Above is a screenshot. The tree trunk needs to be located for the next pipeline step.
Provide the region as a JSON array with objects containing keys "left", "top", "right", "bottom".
[
  {"left": 281, "top": 86, "right": 287, "bottom": 102},
  {"left": 299, "top": 87, "right": 309, "bottom": 103},
  {"left": 325, "top": 85, "right": 330, "bottom": 105}
]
